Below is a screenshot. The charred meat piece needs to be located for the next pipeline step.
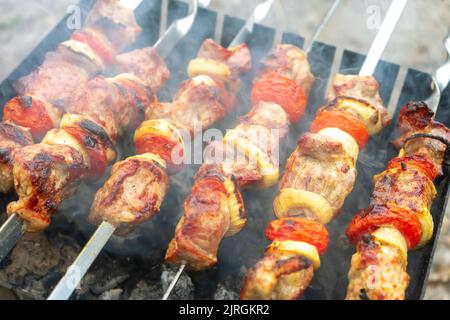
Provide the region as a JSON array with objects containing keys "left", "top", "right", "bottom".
[
  {"left": 89, "top": 154, "right": 169, "bottom": 235},
  {"left": 0, "top": 122, "right": 33, "bottom": 193},
  {"left": 279, "top": 132, "right": 357, "bottom": 218},
  {"left": 165, "top": 175, "right": 232, "bottom": 270},
  {"left": 259, "top": 44, "right": 314, "bottom": 96},
  {"left": 346, "top": 235, "right": 409, "bottom": 300},
  {"left": 112, "top": 47, "right": 170, "bottom": 93},
  {"left": 84, "top": 0, "right": 141, "bottom": 52},
  {"left": 188, "top": 39, "right": 251, "bottom": 94},
  {"left": 14, "top": 51, "right": 91, "bottom": 111},
  {"left": 7, "top": 143, "right": 86, "bottom": 232},
  {"left": 240, "top": 253, "right": 314, "bottom": 300},
  {"left": 328, "top": 74, "right": 390, "bottom": 127}
]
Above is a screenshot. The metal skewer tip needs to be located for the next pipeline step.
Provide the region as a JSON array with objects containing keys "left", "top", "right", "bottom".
[{"left": 162, "top": 264, "right": 186, "bottom": 300}]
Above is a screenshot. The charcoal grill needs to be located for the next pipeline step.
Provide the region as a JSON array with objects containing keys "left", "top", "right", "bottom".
[{"left": 0, "top": 0, "right": 449, "bottom": 300}]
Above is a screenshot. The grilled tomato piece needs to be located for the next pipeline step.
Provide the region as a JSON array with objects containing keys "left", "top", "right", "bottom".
[
  {"left": 252, "top": 72, "right": 307, "bottom": 123},
  {"left": 346, "top": 204, "right": 422, "bottom": 249},
  {"left": 310, "top": 109, "right": 369, "bottom": 149},
  {"left": 3, "top": 95, "right": 59, "bottom": 140},
  {"left": 266, "top": 218, "right": 329, "bottom": 255},
  {"left": 134, "top": 119, "right": 184, "bottom": 174}
]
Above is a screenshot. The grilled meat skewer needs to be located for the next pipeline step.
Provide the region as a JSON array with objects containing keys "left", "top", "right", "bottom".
[
  {"left": 88, "top": 39, "right": 251, "bottom": 235},
  {"left": 0, "top": 0, "right": 141, "bottom": 195},
  {"left": 165, "top": 44, "right": 315, "bottom": 271},
  {"left": 7, "top": 48, "right": 169, "bottom": 232},
  {"left": 240, "top": 74, "right": 390, "bottom": 300},
  {"left": 346, "top": 102, "right": 450, "bottom": 300}
]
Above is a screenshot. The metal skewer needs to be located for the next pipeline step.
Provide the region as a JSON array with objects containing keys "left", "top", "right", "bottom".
[
  {"left": 47, "top": 0, "right": 274, "bottom": 301},
  {"left": 161, "top": 0, "right": 346, "bottom": 301},
  {"left": 359, "top": 0, "right": 408, "bottom": 76}
]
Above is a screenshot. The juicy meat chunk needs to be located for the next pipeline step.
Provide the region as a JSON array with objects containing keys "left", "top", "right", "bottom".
[
  {"left": 7, "top": 143, "right": 86, "bottom": 232},
  {"left": 65, "top": 77, "right": 119, "bottom": 141},
  {"left": 346, "top": 236, "right": 409, "bottom": 300},
  {"left": 371, "top": 167, "right": 435, "bottom": 214},
  {"left": 167, "top": 78, "right": 226, "bottom": 134},
  {"left": 197, "top": 38, "right": 252, "bottom": 76},
  {"left": 165, "top": 177, "right": 231, "bottom": 270},
  {"left": 240, "top": 253, "right": 314, "bottom": 300},
  {"left": 328, "top": 74, "right": 389, "bottom": 127},
  {"left": 112, "top": 47, "right": 170, "bottom": 93},
  {"left": 85, "top": 0, "right": 141, "bottom": 52},
  {"left": 0, "top": 122, "right": 33, "bottom": 193},
  {"left": 259, "top": 44, "right": 314, "bottom": 96},
  {"left": 89, "top": 155, "right": 169, "bottom": 235},
  {"left": 280, "top": 132, "right": 357, "bottom": 216},
  {"left": 14, "top": 51, "right": 91, "bottom": 110}
]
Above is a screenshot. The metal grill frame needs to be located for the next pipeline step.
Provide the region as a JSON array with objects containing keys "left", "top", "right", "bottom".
[{"left": 0, "top": 0, "right": 449, "bottom": 300}]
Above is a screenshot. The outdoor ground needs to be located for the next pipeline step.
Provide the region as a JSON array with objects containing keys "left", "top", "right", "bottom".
[{"left": 0, "top": 0, "right": 449, "bottom": 300}]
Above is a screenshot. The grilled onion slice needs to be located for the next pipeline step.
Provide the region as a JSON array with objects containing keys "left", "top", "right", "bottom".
[
  {"left": 273, "top": 188, "right": 334, "bottom": 225},
  {"left": 223, "top": 177, "right": 246, "bottom": 237},
  {"left": 330, "top": 96, "right": 383, "bottom": 135},
  {"left": 188, "top": 58, "right": 232, "bottom": 82},
  {"left": 318, "top": 127, "right": 359, "bottom": 162},
  {"left": 266, "top": 240, "right": 320, "bottom": 270},
  {"left": 372, "top": 227, "right": 408, "bottom": 265},
  {"left": 416, "top": 206, "right": 434, "bottom": 248},
  {"left": 224, "top": 130, "right": 279, "bottom": 189},
  {"left": 42, "top": 129, "right": 90, "bottom": 168},
  {"left": 127, "top": 152, "right": 167, "bottom": 170}
]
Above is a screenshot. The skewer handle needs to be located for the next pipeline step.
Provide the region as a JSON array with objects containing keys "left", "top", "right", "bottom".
[{"left": 47, "top": 221, "right": 116, "bottom": 300}]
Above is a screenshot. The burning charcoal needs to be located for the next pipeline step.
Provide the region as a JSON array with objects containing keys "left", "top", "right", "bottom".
[
  {"left": 99, "top": 288, "right": 123, "bottom": 300},
  {"left": 90, "top": 274, "right": 129, "bottom": 295},
  {"left": 0, "top": 232, "right": 78, "bottom": 299},
  {"left": 129, "top": 281, "right": 162, "bottom": 300},
  {"left": 213, "top": 284, "right": 239, "bottom": 300}
]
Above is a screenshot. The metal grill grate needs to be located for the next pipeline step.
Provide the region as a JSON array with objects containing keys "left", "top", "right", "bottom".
[{"left": 0, "top": 0, "right": 449, "bottom": 300}]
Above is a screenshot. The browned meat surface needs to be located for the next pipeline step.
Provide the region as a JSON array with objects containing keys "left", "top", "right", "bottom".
[
  {"left": 327, "top": 74, "right": 389, "bottom": 127},
  {"left": 202, "top": 142, "right": 262, "bottom": 189},
  {"left": 166, "top": 77, "right": 226, "bottom": 134},
  {"left": 241, "top": 253, "right": 314, "bottom": 300},
  {"left": 112, "top": 47, "right": 170, "bottom": 93},
  {"left": 197, "top": 38, "right": 252, "bottom": 75},
  {"left": 165, "top": 175, "right": 231, "bottom": 270},
  {"left": 239, "top": 101, "right": 290, "bottom": 140},
  {"left": 7, "top": 143, "right": 86, "bottom": 232},
  {"left": 279, "top": 132, "right": 357, "bottom": 216},
  {"left": 346, "top": 236, "right": 409, "bottom": 300},
  {"left": 84, "top": 0, "right": 141, "bottom": 52},
  {"left": 65, "top": 77, "right": 120, "bottom": 141},
  {"left": 0, "top": 122, "right": 33, "bottom": 193},
  {"left": 14, "top": 51, "right": 91, "bottom": 110},
  {"left": 259, "top": 44, "right": 314, "bottom": 95},
  {"left": 89, "top": 154, "right": 169, "bottom": 235},
  {"left": 371, "top": 167, "right": 435, "bottom": 214}
]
